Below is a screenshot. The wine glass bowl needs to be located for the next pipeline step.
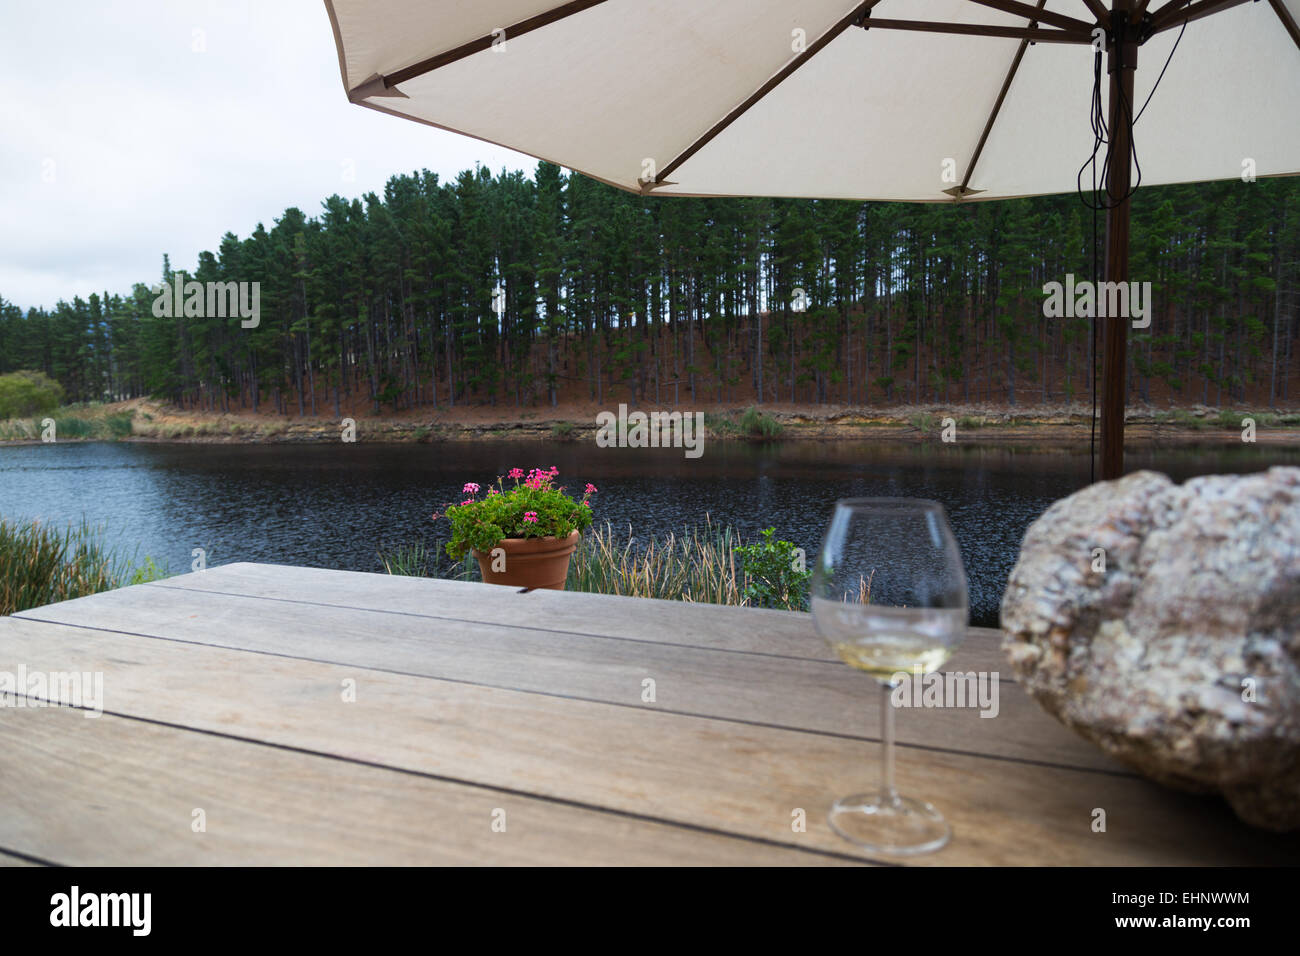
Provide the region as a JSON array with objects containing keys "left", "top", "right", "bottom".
[{"left": 811, "top": 498, "right": 969, "bottom": 856}]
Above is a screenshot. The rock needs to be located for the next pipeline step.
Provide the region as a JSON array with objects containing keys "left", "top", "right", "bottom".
[{"left": 1001, "top": 467, "right": 1300, "bottom": 831}]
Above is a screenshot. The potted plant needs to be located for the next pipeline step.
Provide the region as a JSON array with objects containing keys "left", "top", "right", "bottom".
[{"left": 435, "top": 466, "right": 596, "bottom": 590}]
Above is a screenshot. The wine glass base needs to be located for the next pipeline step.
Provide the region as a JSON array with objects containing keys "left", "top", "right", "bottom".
[{"left": 828, "top": 792, "right": 951, "bottom": 856}]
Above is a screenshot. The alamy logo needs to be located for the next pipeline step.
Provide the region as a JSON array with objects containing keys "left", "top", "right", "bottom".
[
  {"left": 152, "top": 276, "right": 260, "bottom": 328},
  {"left": 1042, "top": 274, "right": 1151, "bottom": 329},
  {"left": 595, "top": 404, "right": 705, "bottom": 459},
  {"left": 50, "top": 886, "right": 151, "bottom": 936},
  {"left": 890, "top": 670, "right": 1000, "bottom": 718},
  {"left": 0, "top": 666, "right": 103, "bottom": 717}
]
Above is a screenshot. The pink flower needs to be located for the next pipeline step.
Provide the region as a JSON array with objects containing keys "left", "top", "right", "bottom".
[
  {"left": 463, "top": 482, "right": 480, "bottom": 494},
  {"left": 460, "top": 499, "right": 474, "bottom": 506},
  {"left": 584, "top": 483, "right": 598, "bottom": 494},
  {"left": 523, "top": 511, "right": 538, "bottom": 523},
  {"left": 487, "top": 488, "right": 499, "bottom": 496},
  {"left": 508, "top": 468, "right": 524, "bottom": 480}
]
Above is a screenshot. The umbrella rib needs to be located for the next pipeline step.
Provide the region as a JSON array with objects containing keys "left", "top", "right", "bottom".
[
  {"left": 959, "top": 0, "right": 1048, "bottom": 197},
  {"left": 1270, "top": 0, "right": 1300, "bottom": 52},
  {"left": 379, "top": 0, "right": 611, "bottom": 90},
  {"left": 857, "top": 18, "right": 1093, "bottom": 42},
  {"left": 653, "top": 1, "right": 885, "bottom": 187},
  {"left": 1151, "top": 0, "right": 1254, "bottom": 31},
  {"left": 966, "top": 0, "right": 1093, "bottom": 31},
  {"left": 1079, "top": 0, "right": 1113, "bottom": 24},
  {"left": 1146, "top": 0, "right": 1196, "bottom": 28}
]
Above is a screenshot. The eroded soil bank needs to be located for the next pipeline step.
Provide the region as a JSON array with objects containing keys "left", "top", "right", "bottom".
[{"left": 3, "top": 397, "right": 1298, "bottom": 447}]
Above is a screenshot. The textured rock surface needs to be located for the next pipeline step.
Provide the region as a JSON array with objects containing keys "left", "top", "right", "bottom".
[{"left": 1001, "top": 467, "right": 1300, "bottom": 830}]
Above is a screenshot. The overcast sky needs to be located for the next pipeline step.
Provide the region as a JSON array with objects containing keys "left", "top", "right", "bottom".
[{"left": 0, "top": 0, "right": 534, "bottom": 312}]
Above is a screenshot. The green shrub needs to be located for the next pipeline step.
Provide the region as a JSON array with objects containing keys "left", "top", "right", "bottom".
[
  {"left": 105, "top": 412, "right": 134, "bottom": 438},
  {"left": 702, "top": 412, "right": 732, "bottom": 435},
  {"left": 52, "top": 416, "right": 92, "bottom": 438},
  {"left": 127, "top": 556, "right": 168, "bottom": 585},
  {"left": 0, "top": 370, "right": 64, "bottom": 419},
  {"left": 910, "top": 412, "right": 936, "bottom": 433},
  {"left": 1217, "top": 409, "right": 1244, "bottom": 428},
  {"left": 737, "top": 405, "right": 783, "bottom": 438},
  {"left": 706, "top": 407, "right": 783, "bottom": 439},
  {"left": 734, "top": 527, "right": 811, "bottom": 610}
]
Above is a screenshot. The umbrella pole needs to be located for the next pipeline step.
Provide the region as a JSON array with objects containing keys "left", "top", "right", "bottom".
[{"left": 1100, "top": 2, "right": 1137, "bottom": 481}]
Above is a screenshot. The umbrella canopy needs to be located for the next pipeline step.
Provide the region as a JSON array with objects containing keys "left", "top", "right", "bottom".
[{"left": 326, "top": 0, "right": 1300, "bottom": 474}]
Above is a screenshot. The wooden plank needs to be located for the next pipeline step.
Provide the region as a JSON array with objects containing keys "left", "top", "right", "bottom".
[
  {"left": 147, "top": 563, "right": 1010, "bottom": 670},
  {"left": 0, "top": 700, "right": 851, "bottom": 867},
  {"left": 2, "top": 618, "right": 1292, "bottom": 865},
  {"left": 15, "top": 583, "right": 1115, "bottom": 771}
]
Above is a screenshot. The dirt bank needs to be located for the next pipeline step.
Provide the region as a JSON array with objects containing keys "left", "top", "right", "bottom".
[{"left": 46, "top": 398, "right": 1293, "bottom": 447}]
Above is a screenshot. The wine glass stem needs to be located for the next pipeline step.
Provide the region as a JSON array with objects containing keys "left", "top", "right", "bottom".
[{"left": 880, "top": 680, "right": 900, "bottom": 806}]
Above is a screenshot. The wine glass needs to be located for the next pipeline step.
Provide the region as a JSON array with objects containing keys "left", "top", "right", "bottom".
[{"left": 810, "top": 498, "right": 969, "bottom": 855}]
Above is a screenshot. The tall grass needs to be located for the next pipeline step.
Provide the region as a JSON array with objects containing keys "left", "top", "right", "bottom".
[
  {"left": 379, "top": 539, "right": 476, "bottom": 581},
  {"left": 383, "top": 520, "right": 809, "bottom": 608},
  {"left": 1150, "top": 408, "right": 1300, "bottom": 429},
  {"left": 0, "top": 406, "right": 134, "bottom": 442},
  {"left": 380, "top": 542, "right": 430, "bottom": 577},
  {"left": 705, "top": 406, "right": 784, "bottom": 439},
  {"left": 566, "top": 519, "right": 745, "bottom": 604},
  {"left": 378, "top": 519, "right": 819, "bottom": 608},
  {"left": 0, "top": 518, "right": 138, "bottom": 615},
  {"left": 736, "top": 405, "right": 783, "bottom": 438},
  {"left": 909, "top": 412, "right": 937, "bottom": 433}
]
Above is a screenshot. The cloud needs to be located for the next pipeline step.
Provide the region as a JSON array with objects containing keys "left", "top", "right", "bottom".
[{"left": 0, "top": 0, "right": 534, "bottom": 311}]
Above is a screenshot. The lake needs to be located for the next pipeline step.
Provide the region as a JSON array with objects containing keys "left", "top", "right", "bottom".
[{"left": 2, "top": 438, "right": 1296, "bottom": 627}]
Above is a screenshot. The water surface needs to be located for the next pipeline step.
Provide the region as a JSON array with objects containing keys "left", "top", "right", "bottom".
[{"left": 1, "top": 438, "right": 1295, "bottom": 627}]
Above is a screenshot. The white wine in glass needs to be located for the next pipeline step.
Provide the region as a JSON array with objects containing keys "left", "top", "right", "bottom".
[{"left": 811, "top": 498, "right": 969, "bottom": 855}]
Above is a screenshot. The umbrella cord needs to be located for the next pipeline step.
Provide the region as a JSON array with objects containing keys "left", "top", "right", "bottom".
[
  {"left": 1077, "top": 14, "right": 1187, "bottom": 484},
  {"left": 1085, "top": 47, "right": 1103, "bottom": 484},
  {"left": 1076, "top": 13, "right": 1187, "bottom": 212},
  {"left": 1134, "top": 18, "right": 1188, "bottom": 125}
]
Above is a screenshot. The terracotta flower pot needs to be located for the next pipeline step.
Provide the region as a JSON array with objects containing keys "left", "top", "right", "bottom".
[{"left": 472, "top": 529, "right": 580, "bottom": 591}]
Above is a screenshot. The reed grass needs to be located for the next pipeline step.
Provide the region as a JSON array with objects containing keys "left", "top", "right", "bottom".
[
  {"left": 735, "top": 406, "right": 783, "bottom": 438},
  {"left": 705, "top": 406, "right": 784, "bottom": 439},
  {"left": 392, "top": 521, "right": 811, "bottom": 609},
  {"left": 0, "top": 517, "right": 139, "bottom": 615},
  {"left": 565, "top": 519, "right": 746, "bottom": 604},
  {"left": 0, "top": 405, "right": 135, "bottom": 442},
  {"left": 379, "top": 539, "right": 476, "bottom": 581},
  {"left": 380, "top": 542, "right": 430, "bottom": 577}
]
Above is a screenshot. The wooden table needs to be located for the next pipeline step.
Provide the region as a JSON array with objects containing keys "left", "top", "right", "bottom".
[{"left": 1, "top": 563, "right": 1295, "bottom": 866}]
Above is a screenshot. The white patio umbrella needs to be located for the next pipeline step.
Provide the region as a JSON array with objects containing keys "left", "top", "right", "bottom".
[{"left": 325, "top": 0, "right": 1300, "bottom": 478}]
